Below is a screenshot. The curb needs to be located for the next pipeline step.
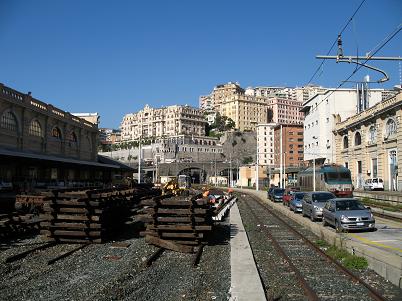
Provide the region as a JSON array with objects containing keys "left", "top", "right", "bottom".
[{"left": 234, "top": 188, "right": 402, "bottom": 288}]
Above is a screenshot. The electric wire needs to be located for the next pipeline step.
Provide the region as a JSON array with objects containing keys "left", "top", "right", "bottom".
[
  {"left": 305, "top": 0, "right": 367, "bottom": 86},
  {"left": 306, "top": 23, "right": 401, "bottom": 114}
]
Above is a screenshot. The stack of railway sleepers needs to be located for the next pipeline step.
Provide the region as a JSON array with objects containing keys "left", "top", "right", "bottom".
[
  {"left": 139, "top": 194, "right": 213, "bottom": 253},
  {"left": 0, "top": 213, "right": 43, "bottom": 238},
  {"left": 40, "top": 187, "right": 157, "bottom": 243}
]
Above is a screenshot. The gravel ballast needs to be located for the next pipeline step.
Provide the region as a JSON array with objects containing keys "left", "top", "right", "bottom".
[{"left": 0, "top": 221, "right": 231, "bottom": 301}]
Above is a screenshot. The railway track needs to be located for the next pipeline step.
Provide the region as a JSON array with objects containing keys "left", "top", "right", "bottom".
[{"left": 238, "top": 193, "right": 386, "bottom": 301}]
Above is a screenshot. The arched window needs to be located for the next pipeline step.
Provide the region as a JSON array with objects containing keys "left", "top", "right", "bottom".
[
  {"left": 68, "top": 131, "right": 77, "bottom": 143},
  {"left": 52, "top": 127, "right": 62, "bottom": 140},
  {"left": 385, "top": 118, "right": 397, "bottom": 138},
  {"left": 343, "top": 136, "right": 349, "bottom": 149},
  {"left": 1, "top": 111, "right": 18, "bottom": 132},
  {"left": 354, "top": 132, "right": 362, "bottom": 146},
  {"left": 29, "top": 120, "right": 42, "bottom": 137},
  {"left": 368, "top": 126, "right": 376, "bottom": 144}
]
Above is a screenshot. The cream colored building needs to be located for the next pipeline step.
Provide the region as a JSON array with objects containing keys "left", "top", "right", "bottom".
[
  {"left": 334, "top": 92, "right": 402, "bottom": 191},
  {"left": 257, "top": 123, "right": 276, "bottom": 166},
  {"left": 120, "top": 104, "right": 206, "bottom": 141},
  {"left": 201, "top": 82, "right": 304, "bottom": 131},
  {"left": 238, "top": 165, "right": 268, "bottom": 188}
]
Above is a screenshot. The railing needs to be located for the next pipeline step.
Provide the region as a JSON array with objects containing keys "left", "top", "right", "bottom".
[{"left": 0, "top": 83, "right": 96, "bottom": 130}]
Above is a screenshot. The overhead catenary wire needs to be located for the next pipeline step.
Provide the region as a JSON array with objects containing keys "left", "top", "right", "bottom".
[
  {"left": 307, "top": 23, "right": 402, "bottom": 113},
  {"left": 305, "top": 0, "right": 367, "bottom": 86}
]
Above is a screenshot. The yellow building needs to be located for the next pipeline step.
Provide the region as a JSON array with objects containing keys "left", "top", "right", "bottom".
[
  {"left": 334, "top": 92, "right": 402, "bottom": 191},
  {"left": 238, "top": 165, "right": 268, "bottom": 188}
]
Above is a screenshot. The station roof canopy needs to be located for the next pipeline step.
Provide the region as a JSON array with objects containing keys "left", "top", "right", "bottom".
[{"left": 0, "top": 148, "right": 133, "bottom": 170}]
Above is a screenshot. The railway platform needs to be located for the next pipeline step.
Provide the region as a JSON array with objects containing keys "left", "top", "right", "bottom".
[
  {"left": 235, "top": 188, "right": 402, "bottom": 288},
  {"left": 230, "top": 202, "right": 266, "bottom": 300}
]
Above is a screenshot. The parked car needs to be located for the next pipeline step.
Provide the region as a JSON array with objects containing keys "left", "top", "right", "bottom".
[
  {"left": 289, "top": 192, "right": 306, "bottom": 213},
  {"left": 0, "top": 181, "right": 13, "bottom": 192},
  {"left": 322, "top": 198, "right": 375, "bottom": 232},
  {"left": 282, "top": 187, "right": 300, "bottom": 206},
  {"left": 272, "top": 188, "right": 285, "bottom": 202},
  {"left": 363, "top": 178, "right": 384, "bottom": 191},
  {"left": 302, "top": 191, "right": 336, "bottom": 221}
]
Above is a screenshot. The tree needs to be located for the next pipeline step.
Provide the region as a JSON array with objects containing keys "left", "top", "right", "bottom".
[{"left": 242, "top": 156, "right": 253, "bottom": 164}]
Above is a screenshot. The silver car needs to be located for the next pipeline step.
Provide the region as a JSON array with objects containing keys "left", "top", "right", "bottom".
[
  {"left": 302, "top": 191, "right": 335, "bottom": 221},
  {"left": 322, "top": 198, "right": 375, "bottom": 232}
]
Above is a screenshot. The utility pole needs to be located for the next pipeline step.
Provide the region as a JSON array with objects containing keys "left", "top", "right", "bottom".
[
  {"left": 138, "top": 138, "right": 141, "bottom": 184},
  {"left": 280, "top": 124, "right": 283, "bottom": 188},
  {"left": 316, "top": 35, "right": 402, "bottom": 84},
  {"left": 229, "top": 153, "right": 232, "bottom": 188},
  {"left": 256, "top": 139, "right": 259, "bottom": 191}
]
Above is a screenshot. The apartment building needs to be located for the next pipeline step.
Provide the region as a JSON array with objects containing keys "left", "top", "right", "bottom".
[
  {"left": 302, "top": 88, "right": 385, "bottom": 164},
  {"left": 120, "top": 104, "right": 206, "bottom": 141},
  {"left": 273, "top": 124, "right": 304, "bottom": 168},
  {"left": 247, "top": 85, "right": 325, "bottom": 102},
  {"left": 334, "top": 92, "right": 402, "bottom": 191},
  {"left": 256, "top": 123, "right": 276, "bottom": 166},
  {"left": 201, "top": 82, "right": 304, "bottom": 131}
]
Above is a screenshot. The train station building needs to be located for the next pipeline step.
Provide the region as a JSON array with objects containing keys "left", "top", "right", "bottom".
[
  {"left": 334, "top": 91, "right": 402, "bottom": 191},
  {"left": 0, "top": 83, "right": 133, "bottom": 191}
]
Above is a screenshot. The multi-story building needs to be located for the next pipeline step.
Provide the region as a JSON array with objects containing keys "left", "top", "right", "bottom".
[
  {"left": 99, "top": 128, "right": 121, "bottom": 144},
  {"left": 273, "top": 124, "right": 304, "bottom": 168},
  {"left": 245, "top": 85, "right": 326, "bottom": 102},
  {"left": 99, "top": 134, "right": 223, "bottom": 164},
  {"left": 0, "top": 83, "right": 130, "bottom": 188},
  {"left": 201, "top": 82, "right": 304, "bottom": 131},
  {"left": 256, "top": 123, "right": 276, "bottom": 166},
  {"left": 120, "top": 104, "right": 206, "bottom": 141},
  {"left": 334, "top": 92, "right": 402, "bottom": 191},
  {"left": 266, "top": 97, "right": 304, "bottom": 125},
  {"left": 302, "top": 88, "right": 385, "bottom": 164}
]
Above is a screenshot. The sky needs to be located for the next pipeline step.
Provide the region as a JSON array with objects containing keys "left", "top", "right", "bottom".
[{"left": 0, "top": 0, "right": 401, "bottom": 128}]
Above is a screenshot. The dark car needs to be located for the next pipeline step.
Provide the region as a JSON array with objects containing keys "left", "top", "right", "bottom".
[
  {"left": 302, "top": 191, "right": 336, "bottom": 221},
  {"left": 322, "top": 198, "right": 375, "bottom": 232},
  {"left": 272, "top": 188, "right": 285, "bottom": 202},
  {"left": 289, "top": 192, "right": 306, "bottom": 213}
]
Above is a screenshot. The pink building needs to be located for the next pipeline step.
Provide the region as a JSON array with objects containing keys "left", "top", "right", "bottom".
[{"left": 267, "top": 97, "right": 304, "bottom": 125}]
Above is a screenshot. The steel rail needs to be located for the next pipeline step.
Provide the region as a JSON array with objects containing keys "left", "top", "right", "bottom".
[
  {"left": 247, "top": 194, "right": 386, "bottom": 301},
  {"left": 192, "top": 243, "right": 205, "bottom": 267},
  {"left": 242, "top": 199, "right": 319, "bottom": 301},
  {"left": 5, "top": 242, "right": 57, "bottom": 263},
  {"left": 144, "top": 247, "right": 165, "bottom": 267},
  {"left": 47, "top": 244, "right": 88, "bottom": 265}
]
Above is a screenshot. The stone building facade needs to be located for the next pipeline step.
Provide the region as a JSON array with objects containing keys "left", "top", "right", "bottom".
[
  {"left": 120, "top": 104, "right": 206, "bottom": 141},
  {"left": 0, "top": 83, "right": 98, "bottom": 163},
  {"left": 0, "top": 83, "right": 131, "bottom": 189},
  {"left": 334, "top": 92, "right": 402, "bottom": 191}
]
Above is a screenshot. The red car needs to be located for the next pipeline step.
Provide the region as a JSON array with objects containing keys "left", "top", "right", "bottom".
[{"left": 282, "top": 187, "right": 301, "bottom": 206}]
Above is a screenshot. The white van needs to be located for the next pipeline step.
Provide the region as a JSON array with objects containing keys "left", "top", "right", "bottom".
[{"left": 363, "top": 178, "right": 384, "bottom": 191}]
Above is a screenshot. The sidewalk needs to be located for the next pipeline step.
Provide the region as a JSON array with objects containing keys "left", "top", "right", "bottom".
[{"left": 234, "top": 188, "right": 402, "bottom": 288}]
